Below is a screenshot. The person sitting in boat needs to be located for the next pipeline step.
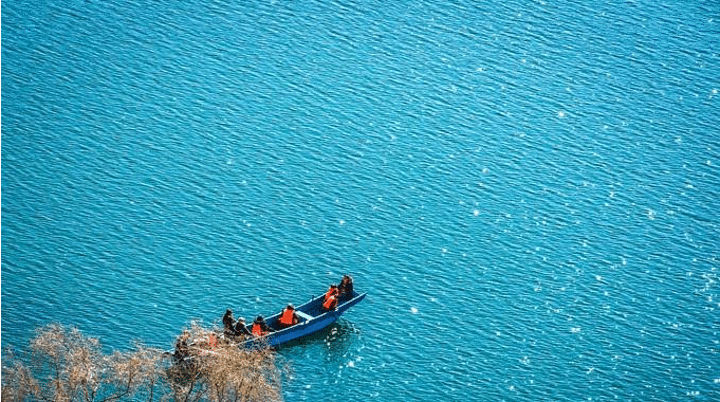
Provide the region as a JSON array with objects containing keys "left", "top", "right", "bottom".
[
  {"left": 174, "top": 331, "right": 191, "bottom": 361},
  {"left": 222, "top": 309, "right": 236, "bottom": 335},
  {"left": 324, "top": 284, "right": 339, "bottom": 303},
  {"left": 338, "top": 275, "right": 354, "bottom": 300},
  {"left": 278, "top": 303, "right": 300, "bottom": 329},
  {"left": 322, "top": 292, "right": 339, "bottom": 312},
  {"left": 234, "top": 317, "right": 252, "bottom": 338},
  {"left": 252, "top": 315, "right": 273, "bottom": 337}
]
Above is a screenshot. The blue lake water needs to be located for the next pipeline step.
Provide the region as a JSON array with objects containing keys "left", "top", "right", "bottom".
[{"left": 3, "top": 0, "right": 720, "bottom": 400}]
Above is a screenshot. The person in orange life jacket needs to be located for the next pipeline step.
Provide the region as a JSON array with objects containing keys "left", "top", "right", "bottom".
[
  {"left": 338, "top": 275, "right": 354, "bottom": 300},
  {"left": 252, "top": 315, "right": 272, "bottom": 337},
  {"left": 322, "top": 292, "right": 339, "bottom": 311},
  {"left": 278, "top": 304, "right": 299, "bottom": 329},
  {"left": 208, "top": 333, "right": 218, "bottom": 347},
  {"left": 324, "top": 284, "right": 338, "bottom": 303}
]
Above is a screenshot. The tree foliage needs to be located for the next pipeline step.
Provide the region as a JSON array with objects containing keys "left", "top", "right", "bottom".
[{"left": 2, "top": 323, "right": 283, "bottom": 402}]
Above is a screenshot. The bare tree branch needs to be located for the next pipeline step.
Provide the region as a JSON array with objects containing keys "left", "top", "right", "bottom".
[{"left": 2, "top": 323, "right": 284, "bottom": 402}]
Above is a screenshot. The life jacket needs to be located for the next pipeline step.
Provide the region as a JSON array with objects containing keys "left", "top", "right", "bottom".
[
  {"left": 323, "top": 295, "right": 338, "bottom": 310},
  {"left": 279, "top": 309, "right": 296, "bottom": 326},
  {"left": 252, "top": 323, "right": 264, "bottom": 336},
  {"left": 324, "top": 287, "right": 338, "bottom": 302}
]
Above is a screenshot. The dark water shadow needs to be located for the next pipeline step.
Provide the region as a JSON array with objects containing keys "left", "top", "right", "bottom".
[{"left": 274, "top": 319, "right": 362, "bottom": 359}]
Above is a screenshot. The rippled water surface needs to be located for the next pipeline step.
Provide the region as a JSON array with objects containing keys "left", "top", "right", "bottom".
[{"left": 3, "top": 0, "right": 720, "bottom": 400}]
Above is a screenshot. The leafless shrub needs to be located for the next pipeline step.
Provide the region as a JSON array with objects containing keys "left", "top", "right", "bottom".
[
  {"left": 2, "top": 349, "right": 39, "bottom": 402},
  {"left": 2, "top": 323, "right": 283, "bottom": 402},
  {"left": 165, "top": 322, "right": 283, "bottom": 402}
]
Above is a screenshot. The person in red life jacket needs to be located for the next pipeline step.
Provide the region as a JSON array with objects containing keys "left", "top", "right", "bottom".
[
  {"left": 251, "top": 315, "right": 272, "bottom": 337},
  {"left": 278, "top": 303, "right": 299, "bottom": 329},
  {"left": 338, "top": 275, "right": 354, "bottom": 300},
  {"left": 207, "top": 333, "right": 218, "bottom": 348},
  {"left": 324, "top": 284, "right": 338, "bottom": 304},
  {"left": 322, "top": 292, "right": 339, "bottom": 312}
]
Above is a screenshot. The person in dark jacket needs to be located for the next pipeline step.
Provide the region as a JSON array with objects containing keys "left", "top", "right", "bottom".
[
  {"left": 234, "top": 317, "right": 252, "bottom": 337},
  {"left": 222, "top": 309, "right": 236, "bottom": 334},
  {"left": 338, "top": 275, "right": 354, "bottom": 300},
  {"left": 174, "top": 331, "right": 191, "bottom": 361}
]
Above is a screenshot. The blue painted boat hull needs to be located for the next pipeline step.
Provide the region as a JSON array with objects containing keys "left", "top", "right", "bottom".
[{"left": 242, "top": 291, "right": 366, "bottom": 348}]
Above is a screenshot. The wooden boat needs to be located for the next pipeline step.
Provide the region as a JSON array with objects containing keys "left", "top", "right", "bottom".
[{"left": 240, "top": 290, "right": 366, "bottom": 348}]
